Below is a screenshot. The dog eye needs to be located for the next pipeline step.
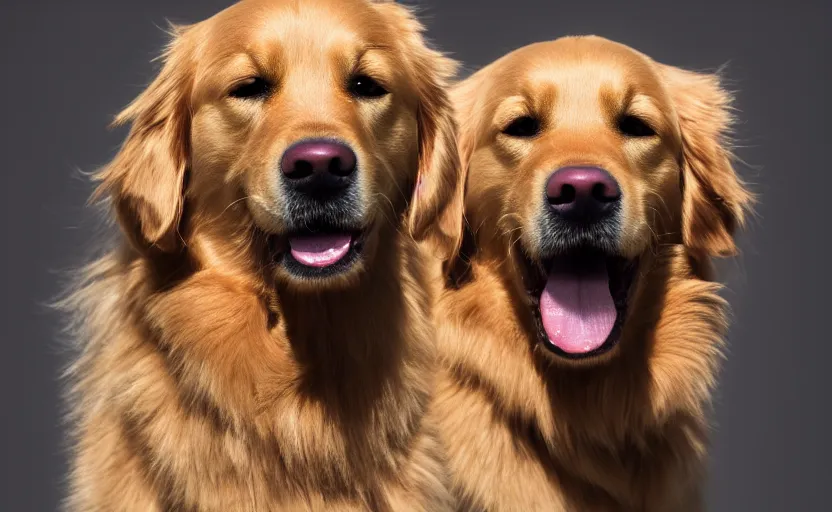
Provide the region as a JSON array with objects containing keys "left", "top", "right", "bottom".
[
  {"left": 501, "top": 116, "right": 541, "bottom": 138},
  {"left": 617, "top": 114, "right": 656, "bottom": 137},
  {"left": 348, "top": 75, "right": 389, "bottom": 99},
  {"left": 229, "top": 77, "right": 272, "bottom": 100}
]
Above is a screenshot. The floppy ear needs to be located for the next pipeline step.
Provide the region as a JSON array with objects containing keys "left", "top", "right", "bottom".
[
  {"left": 449, "top": 66, "right": 490, "bottom": 213},
  {"left": 434, "top": 68, "right": 493, "bottom": 285},
  {"left": 661, "top": 65, "right": 753, "bottom": 258},
  {"left": 92, "top": 25, "right": 196, "bottom": 254},
  {"left": 375, "top": 3, "right": 464, "bottom": 261}
]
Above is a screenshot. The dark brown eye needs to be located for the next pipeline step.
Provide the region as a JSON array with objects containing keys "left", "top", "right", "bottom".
[
  {"left": 348, "top": 74, "right": 388, "bottom": 98},
  {"left": 229, "top": 77, "right": 272, "bottom": 100},
  {"left": 617, "top": 114, "right": 656, "bottom": 137},
  {"left": 502, "top": 116, "right": 541, "bottom": 138}
]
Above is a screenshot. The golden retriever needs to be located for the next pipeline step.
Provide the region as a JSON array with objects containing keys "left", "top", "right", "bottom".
[
  {"left": 428, "top": 36, "right": 753, "bottom": 511},
  {"left": 60, "top": 1, "right": 465, "bottom": 510}
]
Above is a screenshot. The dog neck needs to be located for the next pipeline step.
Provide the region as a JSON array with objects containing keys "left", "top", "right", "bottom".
[
  {"left": 272, "top": 226, "right": 434, "bottom": 405},
  {"left": 438, "top": 245, "right": 726, "bottom": 504},
  {"left": 111, "top": 218, "right": 437, "bottom": 492}
]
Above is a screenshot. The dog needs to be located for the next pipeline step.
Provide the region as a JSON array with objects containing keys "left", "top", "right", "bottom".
[
  {"left": 59, "top": 1, "right": 466, "bottom": 510},
  {"left": 428, "top": 36, "right": 753, "bottom": 511}
]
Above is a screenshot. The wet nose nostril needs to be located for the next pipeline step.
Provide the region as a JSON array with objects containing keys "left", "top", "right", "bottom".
[
  {"left": 280, "top": 140, "right": 358, "bottom": 181},
  {"left": 545, "top": 167, "right": 621, "bottom": 219},
  {"left": 592, "top": 182, "right": 620, "bottom": 203},
  {"left": 549, "top": 184, "right": 577, "bottom": 206},
  {"left": 286, "top": 160, "right": 315, "bottom": 180},
  {"left": 329, "top": 157, "right": 352, "bottom": 177}
]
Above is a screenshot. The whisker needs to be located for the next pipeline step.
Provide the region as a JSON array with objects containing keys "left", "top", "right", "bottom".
[
  {"left": 220, "top": 196, "right": 251, "bottom": 217},
  {"left": 500, "top": 225, "right": 524, "bottom": 260},
  {"left": 372, "top": 192, "right": 399, "bottom": 228}
]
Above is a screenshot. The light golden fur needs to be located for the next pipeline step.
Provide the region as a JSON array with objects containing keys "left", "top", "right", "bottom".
[
  {"left": 429, "top": 36, "right": 753, "bottom": 511},
  {"left": 60, "top": 1, "right": 466, "bottom": 510}
]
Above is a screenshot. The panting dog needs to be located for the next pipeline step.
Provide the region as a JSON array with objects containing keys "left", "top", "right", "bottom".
[
  {"left": 429, "top": 36, "right": 752, "bottom": 511},
  {"left": 60, "top": 1, "right": 465, "bottom": 510}
]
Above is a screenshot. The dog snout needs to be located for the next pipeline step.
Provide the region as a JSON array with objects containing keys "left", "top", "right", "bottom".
[
  {"left": 280, "top": 139, "right": 357, "bottom": 195},
  {"left": 545, "top": 167, "right": 621, "bottom": 222}
]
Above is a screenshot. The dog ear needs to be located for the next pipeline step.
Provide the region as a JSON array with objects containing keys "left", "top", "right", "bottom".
[
  {"left": 92, "top": 24, "right": 197, "bottom": 254},
  {"left": 375, "top": 3, "right": 464, "bottom": 261},
  {"left": 435, "top": 68, "right": 494, "bottom": 285},
  {"left": 661, "top": 65, "right": 753, "bottom": 258}
]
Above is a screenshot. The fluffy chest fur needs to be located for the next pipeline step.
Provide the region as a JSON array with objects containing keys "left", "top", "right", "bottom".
[
  {"left": 64, "top": 237, "right": 453, "bottom": 512},
  {"left": 431, "top": 246, "right": 726, "bottom": 512}
]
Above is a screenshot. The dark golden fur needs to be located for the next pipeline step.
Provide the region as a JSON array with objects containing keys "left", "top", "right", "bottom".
[
  {"left": 429, "top": 36, "right": 753, "bottom": 511},
  {"left": 60, "top": 0, "right": 465, "bottom": 510}
]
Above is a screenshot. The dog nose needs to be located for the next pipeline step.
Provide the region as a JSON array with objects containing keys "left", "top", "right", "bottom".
[
  {"left": 280, "top": 140, "right": 357, "bottom": 185},
  {"left": 545, "top": 167, "right": 621, "bottom": 220}
]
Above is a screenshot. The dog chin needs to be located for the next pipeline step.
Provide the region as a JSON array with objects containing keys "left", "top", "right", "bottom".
[{"left": 520, "top": 246, "right": 638, "bottom": 363}]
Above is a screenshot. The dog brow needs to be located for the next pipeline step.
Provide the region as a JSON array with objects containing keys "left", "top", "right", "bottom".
[{"left": 354, "top": 45, "right": 390, "bottom": 65}]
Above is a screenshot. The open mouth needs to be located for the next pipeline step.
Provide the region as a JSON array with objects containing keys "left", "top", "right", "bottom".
[
  {"left": 269, "top": 227, "right": 366, "bottom": 279},
  {"left": 525, "top": 250, "right": 637, "bottom": 359}
]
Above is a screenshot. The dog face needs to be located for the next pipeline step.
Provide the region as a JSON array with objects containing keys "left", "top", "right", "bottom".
[
  {"left": 96, "top": 0, "right": 462, "bottom": 290},
  {"left": 454, "top": 36, "right": 751, "bottom": 362}
]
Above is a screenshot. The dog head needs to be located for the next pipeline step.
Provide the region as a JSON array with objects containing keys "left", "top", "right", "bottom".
[
  {"left": 94, "top": 0, "right": 462, "bottom": 291},
  {"left": 453, "top": 36, "right": 752, "bottom": 362}
]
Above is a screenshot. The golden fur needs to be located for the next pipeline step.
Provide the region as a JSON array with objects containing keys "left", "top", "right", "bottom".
[
  {"left": 429, "top": 36, "right": 753, "bottom": 511},
  {"left": 60, "top": 1, "right": 466, "bottom": 510}
]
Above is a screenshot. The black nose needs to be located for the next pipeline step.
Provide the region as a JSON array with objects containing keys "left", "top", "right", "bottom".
[
  {"left": 280, "top": 139, "right": 357, "bottom": 194},
  {"left": 545, "top": 166, "right": 621, "bottom": 222}
]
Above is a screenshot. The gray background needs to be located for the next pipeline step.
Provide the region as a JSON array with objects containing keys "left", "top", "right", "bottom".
[{"left": 1, "top": 0, "right": 829, "bottom": 510}]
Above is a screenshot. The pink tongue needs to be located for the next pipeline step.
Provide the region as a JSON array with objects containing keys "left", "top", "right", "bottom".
[
  {"left": 539, "top": 260, "right": 616, "bottom": 354},
  {"left": 288, "top": 234, "right": 352, "bottom": 268}
]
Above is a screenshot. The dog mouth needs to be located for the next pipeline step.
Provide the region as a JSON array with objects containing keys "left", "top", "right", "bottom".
[
  {"left": 524, "top": 250, "right": 637, "bottom": 359},
  {"left": 269, "top": 226, "right": 367, "bottom": 280},
  {"left": 289, "top": 233, "right": 354, "bottom": 267}
]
